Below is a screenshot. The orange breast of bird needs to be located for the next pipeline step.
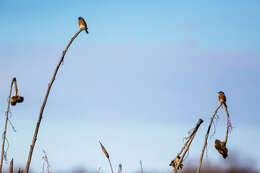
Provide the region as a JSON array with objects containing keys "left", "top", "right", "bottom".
[
  {"left": 78, "top": 20, "right": 86, "bottom": 28},
  {"left": 218, "top": 93, "right": 226, "bottom": 103}
]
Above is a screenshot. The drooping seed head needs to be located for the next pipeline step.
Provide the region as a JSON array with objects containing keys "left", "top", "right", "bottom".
[
  {"left": 99, "top": 141, "right": 110, "bottom": 159},
  {"left": 215, "top": 139, "right": 228, "bottom": 159},
  {"left": 16, "top": 96, "right": 24, "bottom": 103},
  {"left": 11, "top": 96, "right": 18, "bottom": 106}
]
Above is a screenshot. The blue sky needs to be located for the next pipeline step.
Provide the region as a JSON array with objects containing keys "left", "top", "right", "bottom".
[{"left": 0, "top": 0, "right": 260, "bottom": 172}]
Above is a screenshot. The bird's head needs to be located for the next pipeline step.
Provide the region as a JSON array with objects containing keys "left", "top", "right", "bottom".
[
  {"left": 218, "top": 91, "right": 224, "bottom": 94},
  {"left": 78, "top": 16, "right": 84, "bottom": 20}
]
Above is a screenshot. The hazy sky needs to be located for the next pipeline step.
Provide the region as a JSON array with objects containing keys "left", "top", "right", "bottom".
[{"left": 0, "top": 1, "right": 260, "bottom": 172}]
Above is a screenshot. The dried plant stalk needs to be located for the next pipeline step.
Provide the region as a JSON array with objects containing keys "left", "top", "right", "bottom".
[
  {"left": 140, "top": 160, "right": 143, "bottom": 173},
  {"left": 196, "top": 103, "right": 222, "bottom": 173},
  {"left": 9, "top": 158, "right": 13, "bottom": 173},
  {"left": 18, "top": 168, "right": 23, "bottom": 173},
  {"left": 175, "top": 118, "right": 203, "bottom": 172},
  {"left": 214, "top": 102, "right": 231, "bottom": 159},
  {"left": 170, "top": 118, "right": 203, "bottom": 173},
  {"left": 118, "top": 164, "right": 122, "bottom": 173},
  {"left": 0, "top": 78, "right": 17, "bottom": 173},
  {"left": 223, "top": 104, "right": 231, "bottom": 145},
  {"left": 12, "top": 78, "right": 18, "bottom": 97},
  {"left": 24, "top": 28, "right": 84, "bottom": 173},
  {"left": 99, "top": 141, "right": 110, "bottom": 158},
  {"left": 99, "top": 141, "right": 114, "bottom": 173}
]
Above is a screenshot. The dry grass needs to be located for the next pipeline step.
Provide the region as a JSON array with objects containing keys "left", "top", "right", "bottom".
[{"left": 99, "top": 141, "right": 114, "bottom": 173}]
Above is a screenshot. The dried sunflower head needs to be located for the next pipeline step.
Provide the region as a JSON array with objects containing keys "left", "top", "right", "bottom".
[
  {"left": 215, "top": 139, "right": 228, "bottom": 159},
  {"left": 11, "top": 96, "right": 18, "bottom": 106},
  {"left": 16, "top": 96, "right": 24, "bottom": 103}
]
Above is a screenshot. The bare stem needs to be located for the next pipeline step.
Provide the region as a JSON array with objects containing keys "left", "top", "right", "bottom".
[
  {"left": 223, "top": 104, "right": 230, "bottom": 145},
  {"left": 99, "top": 141, "right": 114, "bottom": 173},
  {"left": 42, "top": 150, "right": 51, "bottom": 173},
  {"left": 118, "top": 164, "right": 122, "bottom": 173},
  {"left": 175, "top": 135, "right": 191, "bottom": 158},
  {"left": 13, "top": 79, "right": 18, "bottom": 96},
  {"left": 108, "top": 158, "right": 114, "bottom": 173},
  {"left": 140, "top": 160, "right": 143, "bottom": 173},
  {"left": 196, "top": 103, "right": 222, "bottom": 173},
  {"left": 0, "top": 78, "right": 16, "bottom": 173},
  {"left": 24, "top": 28, "right": 84, "bottom": 173}
]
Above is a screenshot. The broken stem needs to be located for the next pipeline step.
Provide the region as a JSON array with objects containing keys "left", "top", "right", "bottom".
[{"left": 173, "top": 118, "right": 203, "bottom": 173}]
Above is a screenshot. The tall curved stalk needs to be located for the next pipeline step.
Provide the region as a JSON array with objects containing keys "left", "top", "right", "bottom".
[
  {"left": 24, "top": 28, "right": 85, "bottom": 173},
  {"left": 0, "top": 78, "right": 18, "bottom": 173},
  {"left": 196, "top": 103, "right": 222, "bottom": 173}
]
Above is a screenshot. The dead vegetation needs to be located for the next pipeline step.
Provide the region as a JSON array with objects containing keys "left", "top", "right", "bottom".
[
  {"left": 0, "top": 18, "right": 237, "bottom": 173},
  {"left": 169, "top": 118, "right": 203, "bottom": 172},
  {"left": 0, "top": 78, "right": 24, "bottom": 173}
]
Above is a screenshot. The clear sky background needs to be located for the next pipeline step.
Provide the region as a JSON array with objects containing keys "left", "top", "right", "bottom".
[{"left": 0, "top": 0, "right": 260, "bottom": 172}]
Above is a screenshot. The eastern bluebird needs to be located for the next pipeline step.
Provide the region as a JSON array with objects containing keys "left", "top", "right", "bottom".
[
  {"left": 218, "top": 91, "right": 227, "bottom": 107},
  {"left": 78, "top": 17, "right": 88, "bottom": 34}
]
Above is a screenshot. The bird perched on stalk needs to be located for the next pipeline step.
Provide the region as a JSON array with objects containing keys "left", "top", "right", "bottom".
[
  {"left": 218, "top": 91, "right": 227, "bottom": 107},
  {"left": 78, "top": 16, "right": 88, "bottom": 34}
]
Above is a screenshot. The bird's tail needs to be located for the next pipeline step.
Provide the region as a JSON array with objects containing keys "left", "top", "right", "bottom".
[{"left": 86, "top": 28, "right": 89, "bottom": 34}]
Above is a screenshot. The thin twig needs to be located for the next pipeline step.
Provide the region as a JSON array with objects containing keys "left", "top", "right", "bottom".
[
  {"left": 108, "top": 158, "right": 114, "bottom": 173},
  {"left": 42, "top": 150, "right": 51, "bottom": 173},
  {"left": 176, "top": 137, "right": 190, "bottom": 159},
  {"left": 97, "top": 167, "right": 102, "bottom": 173},
  {"left": 118, "top": 164, "right": 122, "bottom": 173},
  {"left": 140, "top": 160, "right": 143, "bottom": 173},
  {"left": 0, "top": 78, "right": 16, "bottom": 173},
  {"left": 4, "top": 138, "right": 10, "bottom": 161},
  {"left": 196, "top": 103, "right": 222, "bottom": 173},
  {"left": 42, "top": 159, "right": 45, "bottom": 173},
  {"left": 7, "top": 119, "right": 16, "bottom": 133},
  {"left": 24, "top": 28, "right": 84, "bottom": 173}
]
